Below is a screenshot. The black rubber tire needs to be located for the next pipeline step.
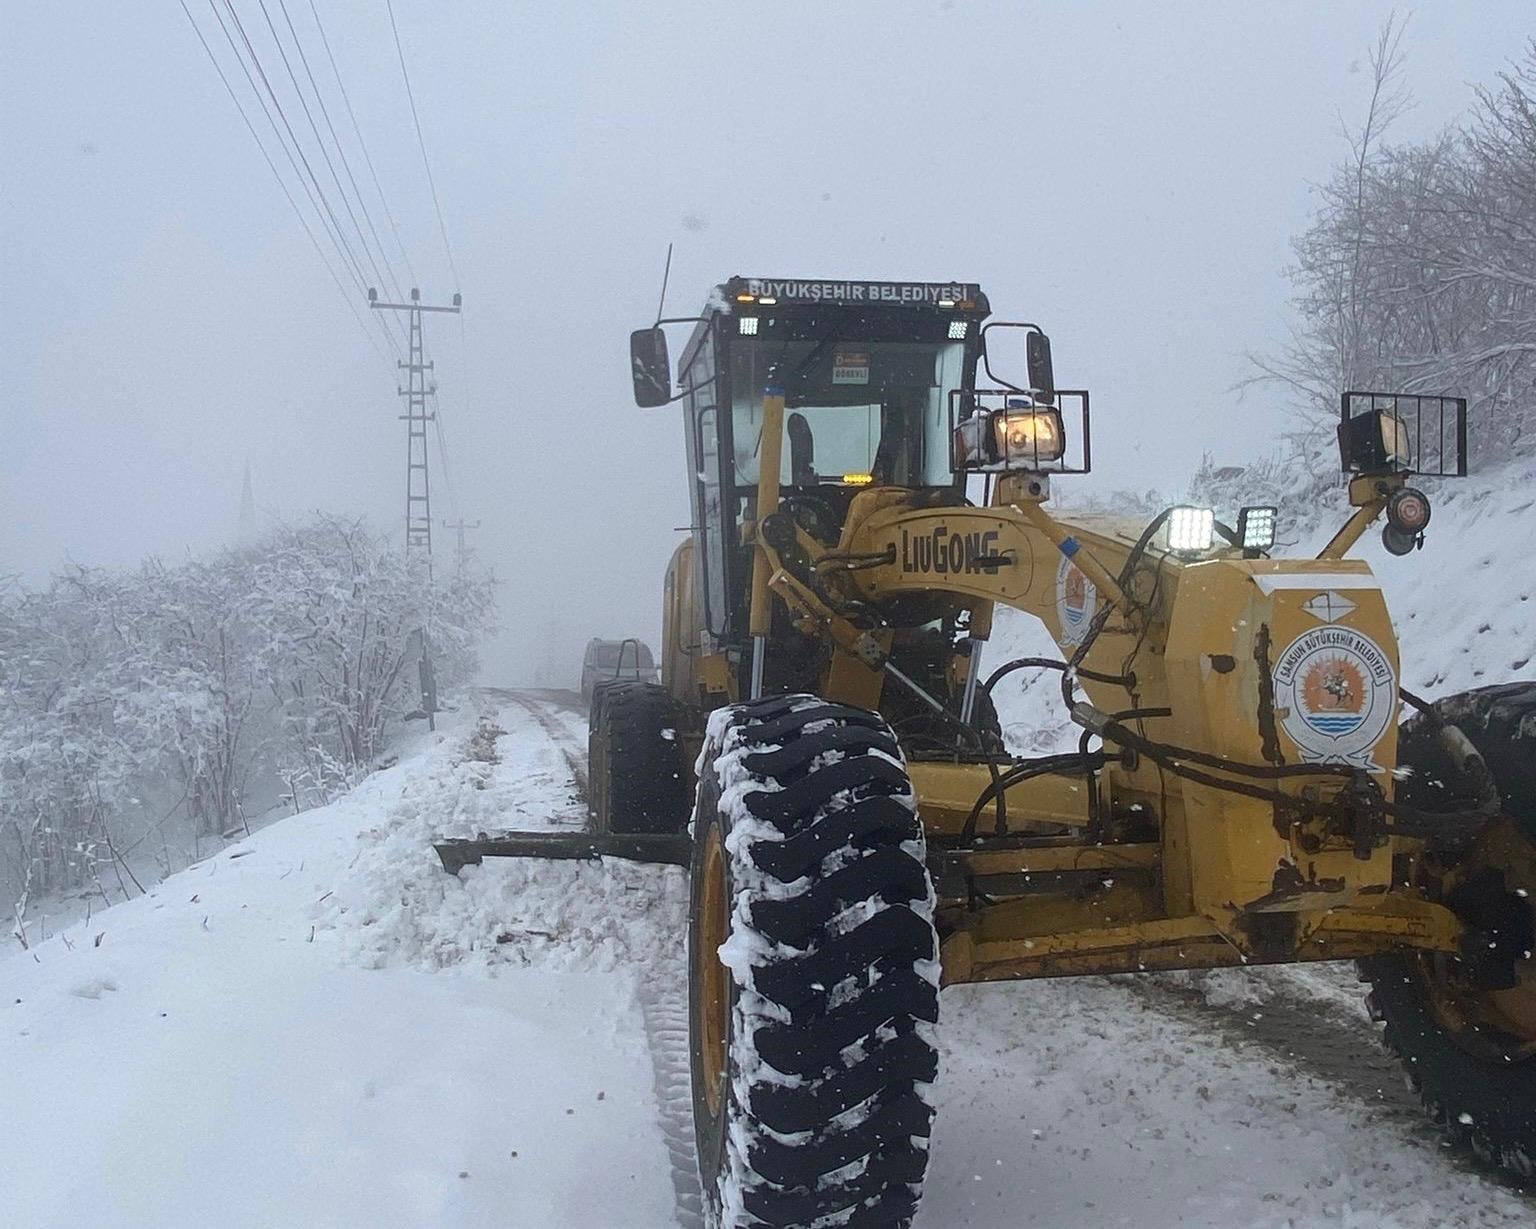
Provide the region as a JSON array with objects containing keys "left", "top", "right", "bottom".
[
  {"left": 1359, "top": 682, "right": 1536, "bottom": 1178},
  {"left": 588, "top": 681, "right": 689, "bottom": 835},
  {"left": 689, "top": 694, "right": 939, "bottom": 1229}
]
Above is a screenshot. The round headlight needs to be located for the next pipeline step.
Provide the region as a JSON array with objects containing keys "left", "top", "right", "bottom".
[{"left": 1386, "top": 486, "right": 1431, "bottom": 534}]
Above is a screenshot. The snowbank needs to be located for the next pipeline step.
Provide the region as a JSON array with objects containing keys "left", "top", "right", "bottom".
[{"left": 0, "top": 702, "right": 678, "bottom": 1229}]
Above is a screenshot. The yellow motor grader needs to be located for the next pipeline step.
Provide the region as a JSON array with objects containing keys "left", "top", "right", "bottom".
[{"left": 438, "top": 275, "right": 1535, "bottom": 1226}]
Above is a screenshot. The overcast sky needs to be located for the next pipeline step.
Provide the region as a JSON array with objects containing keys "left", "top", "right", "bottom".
[{"left": 2, "top": 2, "right": 1530, "bottom": 681}]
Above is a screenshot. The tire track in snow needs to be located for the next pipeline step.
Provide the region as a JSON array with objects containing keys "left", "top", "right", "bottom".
[
  {"left": 639, "top": 977, "right": 705, "bottom": 1228},
  {"left": 1125, "top": 974, "right": 1536, "bottom": 1194},
  {"left": 490, "top": 688, "right": 590, "bottom": 803},
  {"left": 1127, "top": 975, "right": 1418, "bottom": 1116},
  {"left": 484, "top": 689, "right": 704, "bottom": 1226}
]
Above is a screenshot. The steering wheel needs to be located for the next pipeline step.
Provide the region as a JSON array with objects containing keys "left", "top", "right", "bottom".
[{"left": 781, "top": 490, "right": 843, "bottom": 545}]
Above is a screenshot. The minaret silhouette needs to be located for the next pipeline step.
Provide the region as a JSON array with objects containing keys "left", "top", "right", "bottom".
[{"left": 238, "top": 462, "right": 256, "bottom": 546}]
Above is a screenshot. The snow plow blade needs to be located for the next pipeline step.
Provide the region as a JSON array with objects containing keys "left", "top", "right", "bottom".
[{"left": 433, "top": 831, "right": 691, "bottom": 875}]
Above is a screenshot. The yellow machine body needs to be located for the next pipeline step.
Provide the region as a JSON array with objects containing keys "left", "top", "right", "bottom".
[{"left": 661, "top": 394, "right": 1462, "bottom": 987}]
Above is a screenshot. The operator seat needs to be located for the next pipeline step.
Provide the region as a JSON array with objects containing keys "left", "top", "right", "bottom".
[{"left": 787, "top": 411, "right": 816, "bottom": 487}]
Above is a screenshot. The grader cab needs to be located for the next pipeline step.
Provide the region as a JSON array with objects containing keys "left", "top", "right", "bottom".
[{"left": 443, "top": 274, "right": 1535, "bottom": 1227}]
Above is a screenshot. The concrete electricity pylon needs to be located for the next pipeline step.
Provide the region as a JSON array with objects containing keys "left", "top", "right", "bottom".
[
  {"left": 368, "top": 287, "right": 460, "bottom": 733},
  {"left": 443, "top": 518, "right": 480, "bottom": 573},
  {"left": 237, "top": 461, "right": 257, "bottom": 546},
  {"left": 367, "top": 287, "right": 461, "bottom": 554}
]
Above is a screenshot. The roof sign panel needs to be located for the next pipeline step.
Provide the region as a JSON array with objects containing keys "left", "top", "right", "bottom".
[{"left": 730, "top": 277, "right": 986, "bottom": 310}]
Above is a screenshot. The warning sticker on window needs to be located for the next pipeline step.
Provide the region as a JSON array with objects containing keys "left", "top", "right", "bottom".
[{"left": 832, "top": 350, "right": 870, "bottom": 385}]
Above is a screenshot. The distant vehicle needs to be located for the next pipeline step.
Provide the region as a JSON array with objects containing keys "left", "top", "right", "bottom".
[{"left": 580, "top": 638, "right": 658, "bottom": 703}]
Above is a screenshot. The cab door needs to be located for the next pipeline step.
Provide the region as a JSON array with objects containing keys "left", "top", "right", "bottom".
[{"left": 682, "top": 326, "right": 732, "bottom": 646}]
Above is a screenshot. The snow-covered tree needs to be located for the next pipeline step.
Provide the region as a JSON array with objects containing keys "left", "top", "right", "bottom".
[
  {"left": 1258, "top": 31, "right": 1536, "bottom": 463},
  {"left": 2, "top": 516, "right": 496, "bottom": 935}
]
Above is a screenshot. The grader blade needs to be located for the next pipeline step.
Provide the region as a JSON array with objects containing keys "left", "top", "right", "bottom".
[{"left": 433, "top": 830, "right": 691, "bottom": 875}]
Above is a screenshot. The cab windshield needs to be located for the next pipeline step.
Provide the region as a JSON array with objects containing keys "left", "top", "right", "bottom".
[{"left": 729, "top": 322, "right": 969, "bottom": 488}]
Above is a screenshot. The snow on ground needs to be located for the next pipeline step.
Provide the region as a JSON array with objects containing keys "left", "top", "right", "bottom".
[
  {"left": 319, "top": 691, "right": 687, "bottom": 978},
  {"left": 0, "top": 698, "right": 678, "bottom": 1229},
  {"left": 925, "top": 977, "right": 1529, "bottom": 1229},
  {"left": 4, "top": 679, "right": 1535, "bottom": 1226}
]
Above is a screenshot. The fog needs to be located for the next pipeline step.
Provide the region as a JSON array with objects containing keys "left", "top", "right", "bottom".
[{"left": 2, "top": 2, "right": 1528, "bottom": 684}]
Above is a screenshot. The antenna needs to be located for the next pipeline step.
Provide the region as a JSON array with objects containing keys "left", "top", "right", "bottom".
[{"left": 654, "top": 242, "right": 674, "bottom": 324}]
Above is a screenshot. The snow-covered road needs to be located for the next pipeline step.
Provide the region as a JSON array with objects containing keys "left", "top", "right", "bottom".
[
  {"left": 4, "top": 692, "right": 1532, "bottom": 1228},
  {"left": 1, "top": 697, "right": 677, "bottom": 1229}
]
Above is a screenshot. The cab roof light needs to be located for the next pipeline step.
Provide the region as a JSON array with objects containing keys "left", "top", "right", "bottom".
[
  {"left": 1167, "top": 506, "right": 1215, "bottom": 554},
  {"left": 1237, "top": 505, "right": 1277, "bottom": 551},
  {"left": 735, "top": 293, "right": 756, "bottom": 303},
  {"left": 757, "top": 296, "right": 777, "bottom": 305}
]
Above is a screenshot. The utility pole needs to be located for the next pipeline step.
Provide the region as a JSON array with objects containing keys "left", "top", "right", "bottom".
[
  {"left": 368, "top": 287, "right": 461, "bottom": 731},
  {"left": 443, "top": 518, "right": 480, "bottom": 573},
  {"left": 237, "top": 461, "right": 257, "bottom": 547},
  {"left": 368, "top": 287, "right": 461, "bottom": 554}
]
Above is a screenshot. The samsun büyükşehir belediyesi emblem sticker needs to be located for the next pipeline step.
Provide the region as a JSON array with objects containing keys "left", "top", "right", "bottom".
[
  {"left": 1055, "top": 555, "right": 1097, "bottom": 645},
  {"left": 1273, "top": 624, "right": 1397, "bottom": 771}
]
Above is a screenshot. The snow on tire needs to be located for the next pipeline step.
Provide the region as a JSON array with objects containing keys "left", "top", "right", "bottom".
[{"left": 688, "top": 694, "right": 939, "bottom": 1228}]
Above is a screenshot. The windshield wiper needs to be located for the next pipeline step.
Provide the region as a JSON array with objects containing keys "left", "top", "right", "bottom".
[
  {"left": 780, "top": 328, "right": 840, "bottom": 393},
  {"left": 750, "top": 329, "right": 843, "bottom": 462}
]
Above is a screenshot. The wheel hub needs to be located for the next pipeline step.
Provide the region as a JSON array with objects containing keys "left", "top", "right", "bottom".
[
  {"left": 696, "top": 824, "right": 729, "bottom": 1116},
  {"left": 1425, "top": 816, "right": 1536, "bottom": 1062}
]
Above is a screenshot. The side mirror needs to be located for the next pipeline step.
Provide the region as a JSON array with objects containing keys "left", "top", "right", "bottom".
[
  {"left": 630, "top": 328, "right": 671, "bottom": 407},
  {"left": 1026, "top": 331, "right": 1055, "bottom": 405}
]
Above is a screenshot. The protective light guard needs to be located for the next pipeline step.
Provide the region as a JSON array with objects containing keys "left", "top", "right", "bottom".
[
  {"left": 949, "top": 387, "right": 1091, "bottom": 475},
  {"left": 1340, "top": 391, "right": 1468, "bottom": 479}
]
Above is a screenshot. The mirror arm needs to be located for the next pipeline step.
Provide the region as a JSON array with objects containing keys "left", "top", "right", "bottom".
[
  {"left": 1317, "top": 474, "right": 1403, "bottom": 559},
  {"left": 1317, "top": 499, "right": 1387, "bottom": 560},
  {"left": 979, "top": 320, "right": 1044, "bottom": 395},
  {"left": 659, "top": 373, "right": 720, "bottom": 406}
]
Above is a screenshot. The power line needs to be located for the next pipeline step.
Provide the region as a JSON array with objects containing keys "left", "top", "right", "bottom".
[
  {"left": 206, "top": 0, "right": 359, "bottom": 290},
  {"left": 452, "top": 310, "right": 471, "bottom": 512},
  {"left": 217, "top": 0, "right": 402, "bottom": 365},
  {"left": 252, "top": 0, "right": 406, "bottom": 352},
  {"left": 306, "top": 0, "right": 419, "bottom": 291},
  {"left": 428, "top": 389, "right": 459, "bottom": 523},
  {"left": 385, "top": 0, "right": 461, "bottom": 290},
  {"left": 275, "top": 0, "right": 409, "bottom": 312},
  {"left": 220, "top": 0, "right": 367, "bottom": 288},
  {"left": 214, "top": 0, "right": 401, "bottom": 362},
  {"left": 385, "top": 4, "right": 470, "bottom": 490},
  {"left": 190, "top": 1, "right": 477, "bottom": 541},
  {"left": 178, "top": 0, "right": 392, "bottom": 367}
]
